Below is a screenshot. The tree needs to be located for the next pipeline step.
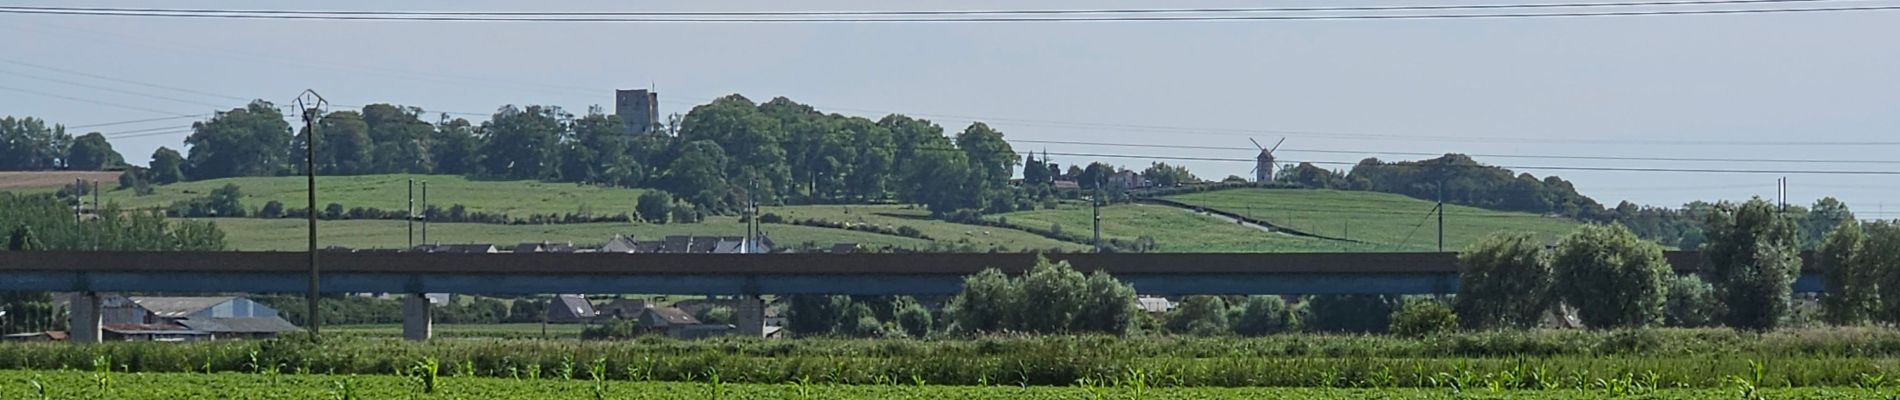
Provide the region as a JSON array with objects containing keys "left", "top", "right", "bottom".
[
  {"left": 64, "top": 132, "right": 122, "bottom": 170},
  {"left": 663, "top": 141, "right": 730, "bottom": 208},
  {"left": 561, "top": 109, "right": 634, "bottom": 185},
  {"left": 147, "top": 147, "right": 186, "bottom": 184},
  {"left": 1802, "top": 197, "right": 1855, "bottom": 249},
  {"left": 695, "top": 306, "right": 735, "bottom": 325},
  {"left": 259, "top": 201, "right": 286, "bottom": 219},
  {"left": 1141, "top": 162, "right": 1198, "bottom": 187},
  {"left": 1867, "top": 222, "right": 1900, "bottom": 324},
  {"left": 430, "top": 117, "right": 481, "bottom": 175},
  {"left": 1304, "top": 295, "right": 1396, "bottom": 333},
  {"left": 296, "top": 111, "right": 373, "bottom": 175},
  {"left": 894, "top": 298, "right": 933, "bottom": 338},
  {"left": 679, "top": 95, "right": 790, "bottom": 200},
  {"left": 946, "top": 258, "right": 1137, "bottom": 335},
  {"left": 955, "top": 123, "right": 1017, "bottom": 194},
  {"left": 184, "top": 101, "right": 293, "bottom": 179},
  {"left": 1167, "top": 296, "right": 1230, "bottom": 336},
  {"left": 1455, "top": 232, "right": 1553, "bottom": 329},
  {"left": 635, "top": 191, "right": 673, "bottom": 224},
  {"left": 1390, "top": 298, "right": 1458, "bottom": 337},
  {"left": 1701, "top": 198, "right": 1801, "bottom": 330},
  {"left": 1231, "top": 295, "right": 1295, "bottom": 336},
  {"left": 0, "top": 116, "right": 71, "bottom": 171},
  {"left": 479, "top": 105, "right": 567, "bottom": 180},
  {"left": 361, "top": 104, "right": 436, "bottom": 174},
  {"left": 903, "top": 142, "right": 975, "bottom": 215},
  {"left": 787, "top": 295, "right": 852, "bottom": 336},
  {"left": 1664, "top": 274, "right": 1721, "bottom": 328},
  {"left": 1819, "top": 220, "right": 1874, "bottom": 325},
  {"left": 1552, "top": 224, "right": 1670, "bottom": 329}
]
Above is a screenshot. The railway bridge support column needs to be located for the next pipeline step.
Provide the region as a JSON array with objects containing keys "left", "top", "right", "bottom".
[
  {"left": 735, "top": 295, "right": 764, "bottom": 337},
  {"left": 70, "top": 292, "right": 101, "bottom": 344},
  {"left": 402, "top": 294, "right": 432, "bottom": 341}
]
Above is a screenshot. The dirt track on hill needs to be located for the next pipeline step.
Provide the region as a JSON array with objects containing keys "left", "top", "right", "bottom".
[{"left": 0, "top": 171, "right": 122, "bottom": 190}]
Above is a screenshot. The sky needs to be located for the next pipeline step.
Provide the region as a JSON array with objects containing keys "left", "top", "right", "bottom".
[{"left": 2, "top": 0, "right": 1898, "bottom": 215}]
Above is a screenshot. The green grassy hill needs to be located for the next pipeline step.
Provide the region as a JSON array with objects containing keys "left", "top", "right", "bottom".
[
  {"left": 991, "top": 202, "right": 1381, "bottom": 252},
  {"left": 202, "top": 216, "right": 934, "bottom": 251},
  {"left": 96, "top": 174, "right": 646, "bottom": 217},
  {"left": 763, "top": 204, "right": 1088, "bottom": 251},
  {"left": 1165, "top": 188, "right": 1581, "bottom": 251}
]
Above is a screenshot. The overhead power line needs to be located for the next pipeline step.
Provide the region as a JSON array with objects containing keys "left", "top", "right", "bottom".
[
  {"left": 66, "top": 114, "right": 208, "bottom": 129},
  {"left": 0, "top": 84, "right": 194, "bottom": 116},
  {"left": 3, "top": 2, "right": 1899, "bottom": 22},
  {"left": 1031, "top": 150, "right": 1900, "bottom": 175},
  {"left": 0, "top": 0, "right": 1854, "bottom": 17},
  {"left": 1009, "top": 139, "right": 1900, "bottom": 164}
]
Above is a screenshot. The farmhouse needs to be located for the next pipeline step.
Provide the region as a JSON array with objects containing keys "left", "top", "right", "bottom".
[{"left": 98, "top": 295, "right": 299, "bottom": 341}]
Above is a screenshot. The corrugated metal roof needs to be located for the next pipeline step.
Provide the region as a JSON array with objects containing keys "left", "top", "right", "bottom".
[
  {"left": 129, "top": 297, "right": 234, "bottom": 318},
  {"left": 178, "top": 317, "right": 300, "bottom": 333}
]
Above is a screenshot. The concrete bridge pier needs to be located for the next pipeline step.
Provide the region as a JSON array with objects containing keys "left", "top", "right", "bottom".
[
  {"left": 402, "top": 294, "right": 432, "bottom": 341},
  {"left": 735, "top": 295, "right": 764, "bottom": 337},
  {"left": 69, "top": 292, "right": 101, "bottom": 344}
]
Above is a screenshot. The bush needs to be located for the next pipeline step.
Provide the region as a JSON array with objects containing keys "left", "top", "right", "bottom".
[
  {"left": 258, "top": 201, "right": 286, "bottom": 218},
  {"left": 1819, "top": 220, "right": 1873, "bottom": 325},
  {"left": 1455, "top": 232, "right": 1553, "bottom": 330},
  {"left": 1664, "top": 274, "right": 1721, "bottom": 328},
  {"left": 1867, "top": 222, "right": 1900, "bottom": 324},
  {"left": 669, "top": 203, "right": 700, "bottom": 224},
  {"left": 1701, "top": 198, "right": 1801, "bottom": 331},
  {"left": 1304, "top": 295, "right": 1396, "bottom": 333},
  {"left": 1166, "top": 296, "right": 1230, "bottom": 336},
  {"left": 895, "top": 301, "right": 933, "bottom": 338},
  {"left": 1231, "top": 295, "right": 1295, "bottom": 336},
  {"left": 636, "top": 191, "right": 673, "bottom": 224},
  {"left": 1552, "top": 224, "right": 1670, "bottom": 329},
  {"left": 696, "top": 306, "right": 735, "bottom": 325},
  {"left": 1390, "top": 298, "right": 1458, "bottom": 337},
  {"left": 323, "top": 203, "right": 346, "bottom": 220},
  {"left": 947, "top": 257, "right": 1138, "bottom": 335}
]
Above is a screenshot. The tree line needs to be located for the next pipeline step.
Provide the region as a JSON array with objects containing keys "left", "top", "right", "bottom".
[
  {"left": 70, "top": 96, "right": 1028, "bottom": 217},
  {"left": 0, "top": 192, "right": 226, "bottom": 335},
  {"left": 0, "top": 116, "right": 125, "bottom": 171}
]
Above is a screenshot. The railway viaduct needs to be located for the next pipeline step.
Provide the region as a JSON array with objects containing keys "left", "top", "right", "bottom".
[{"left": 0, "top": 251, "right": 1822, "bottom": 343}]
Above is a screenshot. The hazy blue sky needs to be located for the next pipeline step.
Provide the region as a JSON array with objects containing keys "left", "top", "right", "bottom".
[{"left": 3, "top": 1, "right": 1897, "bottom": 214}]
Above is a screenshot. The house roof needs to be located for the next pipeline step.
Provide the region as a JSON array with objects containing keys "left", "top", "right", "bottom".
[
  {"left": 1137, "top": 297, "right": 1174, "bottom": 313},
  {"left": 102, "top": 323, "right": 204, "bottom": 335},
  {"left": 413, "top": 244, "right": 497, "bottom": 254},
  {"left": 178, "top": 317, "right": 301, "bottom": 333},
  {"left": 829, "top": 243, "right": 861, "bottom": 254},
  {"left": 644, "top": 307, "right": 700, "bottom": 326},
  {"left": 128, "top": 297, "right": 235, "bottom": 318},
  {"left": 555, "top": 295, "right": 597, "bottom": 317}
]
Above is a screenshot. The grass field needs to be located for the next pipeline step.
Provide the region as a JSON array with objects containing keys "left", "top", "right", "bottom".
[
  {"left": 90, "top": 174, "right": 648, "bottom": 217},
  {"left": 991, "top": 203, "right": 1382, "bottom": 252},
  {"left": 763, "top": 204, "right": 1087, "bottom": 252},
  {"left": 0, "top": 371, "right": 1868, "bottom": 400},
  {"left": 201, "top": 217, "right": 933, "bottom": 251},
  {"left": 1167, "top": 188, "right": 1582, "bottom": 251}
]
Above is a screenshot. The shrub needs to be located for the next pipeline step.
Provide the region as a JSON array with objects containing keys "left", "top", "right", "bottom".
[
  {"left": 258, "top": 201, "right": 286, "bottom": 219},
  {"left": 1455, "top": 232, "right": 1553, "bottom": 330},
  {"left": 1552, "top": 224, "right": 1670, "bottom": 329},
  {"left": 947, "top": 257, "right": 1138, "bottom": 335},
  {"left": 1304, "top": 295, "right": 1397, "bottom": 333},
  {"left": 636, "top": 191, "right": 673, "bottom": 224},
  {"left": 696, "top": 306, "right": 735, "bottom": 325},
  {"left": 1390, "top": 298, "right": 1458, "bottom": 337},
  {"left": 1819, "top": 220, "right": 1873, "bottom": 325},
  {"left": 1867, "top": 222, "right": 1900, "bottom": 324},
  {"left": 895, "top": 301, "right": 933, "bottom": 338},
  {"left": 323, "top": 203, "right": 346, "bottom": 220},
  {"left": 1166, "top": 296, "right": 1230, "bottom": 336},
  {"left": 1701, "top": 198, "right": 1801, "bottom": 331},
  {"left": 1231, "top": 295, "right": 1295, "bottom": 336},
  {"left": 1663, "top": 274, "right": 1721, "bottom": 328}
]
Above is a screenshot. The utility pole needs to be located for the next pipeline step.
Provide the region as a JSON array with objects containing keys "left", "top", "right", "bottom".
[
  {"left": 420, "top": 181, "right": 429, "bottom": 245},
  {"left": 1436, "top": 182, "right": 1445, "bottom": 252},
  {"left": 295, "top": 89, "right": 326, "bottom": 342},
  {"left": 408, "top": 179, "right": 415, "bottom": 249},
  {"left": 91, "top": 180, "right": 99, "bottom": 250},
  {"left": 1092, "top": 182, "right": 1104, "bottom": 253}
]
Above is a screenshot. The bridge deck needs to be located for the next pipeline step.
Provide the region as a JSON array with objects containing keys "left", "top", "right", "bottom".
[{"left": 0, "top": 251, "right": 1820, "bottom": 295}]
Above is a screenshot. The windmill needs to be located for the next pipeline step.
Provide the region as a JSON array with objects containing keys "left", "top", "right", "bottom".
[{"left": 1250, "top": 138, "right": 1284, "bottom": 183}]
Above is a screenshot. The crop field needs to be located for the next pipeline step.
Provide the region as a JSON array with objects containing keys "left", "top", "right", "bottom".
[
  {"left": 0, "top": 171, "right": 123, "bottom": 191},
  {"left": 1166, "top": 188, "right": 1581, "bottom": 251},
  {"left": 762, "top": 204, "right": 1087, "bottom": 251},
  {"left": 328, "top": 323, "right": 586, "bottom": 340},
  {"left": 0, "top": 370, "right": 1874, "bottom": 400},
  {"left": 991, "top": 203, "right": 1382, "bottom": 252},
  {"left": 90, "top": 174, "right": 649, "bottom": 217},
  {"left": 200, "top": 217, "right": 932, "bottom": 251}
]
